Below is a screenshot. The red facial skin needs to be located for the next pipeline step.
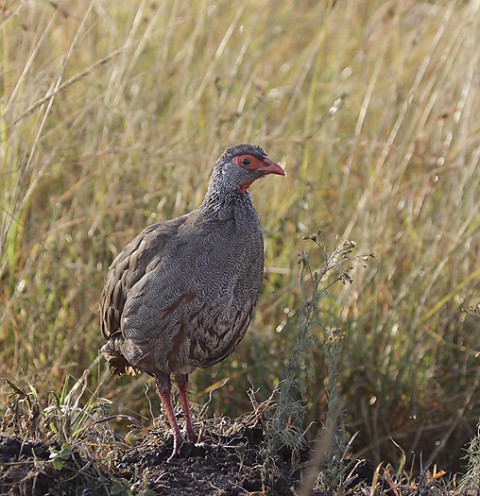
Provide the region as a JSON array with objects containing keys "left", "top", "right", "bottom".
[
  {"left": 233, "top": 154, "right": 286, "bottom": 194},
  {"left": 233, "top": 154, "right": 286, "bottom": 193}
]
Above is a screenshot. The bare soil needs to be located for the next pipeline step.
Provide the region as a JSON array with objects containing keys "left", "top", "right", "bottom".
[
  {"left": 0, "top": 417, "right": 469, "bottom": 496},
  {"left": 0, "top": 424, "right": 307, "bottom": 496}
]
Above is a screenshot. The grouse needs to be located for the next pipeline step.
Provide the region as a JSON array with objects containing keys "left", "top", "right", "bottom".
[{"left": 100, "top": 144, "right": 285, "bottom": 457}]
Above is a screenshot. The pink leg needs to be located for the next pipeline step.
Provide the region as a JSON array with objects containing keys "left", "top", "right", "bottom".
[
  {"left": 175, "top": 374, "right": 197, "bottom": 443},
  {"left": 155, "top": 379, "right": 184, "bottom": 458}
]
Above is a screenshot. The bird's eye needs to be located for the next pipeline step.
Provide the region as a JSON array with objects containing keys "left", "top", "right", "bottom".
[{"left": 241, "top": 158, "right": 251, "bottom": 166}]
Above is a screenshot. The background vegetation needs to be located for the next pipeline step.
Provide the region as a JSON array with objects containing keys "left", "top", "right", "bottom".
[{"left": 1, "top": 0, "right": 479, "bottom": 473}]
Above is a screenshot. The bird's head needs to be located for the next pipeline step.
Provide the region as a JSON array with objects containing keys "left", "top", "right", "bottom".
[{"left": 213, "top": 144, "right": 286, "bottom": 194}]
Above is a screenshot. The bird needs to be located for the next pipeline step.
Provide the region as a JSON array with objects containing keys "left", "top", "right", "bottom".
[{"left": 100, "top": 144, "right": 285, "bottom": 458}]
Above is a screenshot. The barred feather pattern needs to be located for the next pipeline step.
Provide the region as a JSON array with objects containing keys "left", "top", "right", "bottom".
[{"left": 100, "top": 145, "right": 270, "bottom": 383}]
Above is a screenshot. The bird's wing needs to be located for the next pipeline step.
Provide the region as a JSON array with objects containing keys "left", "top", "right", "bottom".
[{"left": 100, "top": 214, "right": 188, "bottom": 342}]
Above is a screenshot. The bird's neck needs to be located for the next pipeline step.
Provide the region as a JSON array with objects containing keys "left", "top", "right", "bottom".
[{"left": 200, "top": 178, "right": 254, "bottom": 219}]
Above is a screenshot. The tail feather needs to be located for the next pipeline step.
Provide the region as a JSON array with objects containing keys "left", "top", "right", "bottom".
[{"left": 101, "top": 340, "right": 140, "bottom": 377}]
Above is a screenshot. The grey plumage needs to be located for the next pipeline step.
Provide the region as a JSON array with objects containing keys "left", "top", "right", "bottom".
[{"left": 100, "top": 144, "right": 285, "bottom": 456}]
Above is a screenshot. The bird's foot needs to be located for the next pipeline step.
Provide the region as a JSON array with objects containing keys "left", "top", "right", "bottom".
[
  {"left": 166, "top": 429, "right": 185, "bottom": 462},
  {"left": 184, "top": 427, "right": 198, "bottom": 444},
  {"left": 166, "top": 443, "right": 182, "bottom": 462},
  {"left": 167, "top": 434, "right": 209, "bottom": 461}
]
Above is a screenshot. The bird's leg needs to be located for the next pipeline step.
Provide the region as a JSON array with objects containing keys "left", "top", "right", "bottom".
[
  {"left": 155, "top": 375, "right": 183, "bottom": 458},
  {"left": 174, "top": 373, "right": 197, "bottom": 443}
]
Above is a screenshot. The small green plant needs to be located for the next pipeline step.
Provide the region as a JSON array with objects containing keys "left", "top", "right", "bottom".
[
  {"left": 2, "top": 369, "right": 114, "bottom": 448},
  {"left": 233, "top": 440, "right": 249, "bottom": 471},
  {"left": 45, "top": 370, "right": 113, "bottom": 445},
  {"left": 312, "top": 327, "right": 346, "bottom": 496},
  {"left": 459, "top": 304, "right": 480, "bottom": 496},
  {"left": 263, "top": 234, "right": 373, "bottom": 492},
  {"left": 460, "top": 426, "right": 480, "bottom": 495},
  {"left": 1, "top": 369, "right": 135, "bottom": 495},
  {"left": 49, "top": 442, "right": 73, "bottom": 471}
]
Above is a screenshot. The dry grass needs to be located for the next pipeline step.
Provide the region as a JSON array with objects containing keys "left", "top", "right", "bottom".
[{"left": 1, "top": 0, "right": 479, "bottom": 474}]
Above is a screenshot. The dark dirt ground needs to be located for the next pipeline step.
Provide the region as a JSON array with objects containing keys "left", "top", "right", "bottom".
[
  {"left": 0, "top": 416, "right": 472, "bottom": 496},
  {"left": 0, "top": 425, "right": 309, "bottom": 496}
]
